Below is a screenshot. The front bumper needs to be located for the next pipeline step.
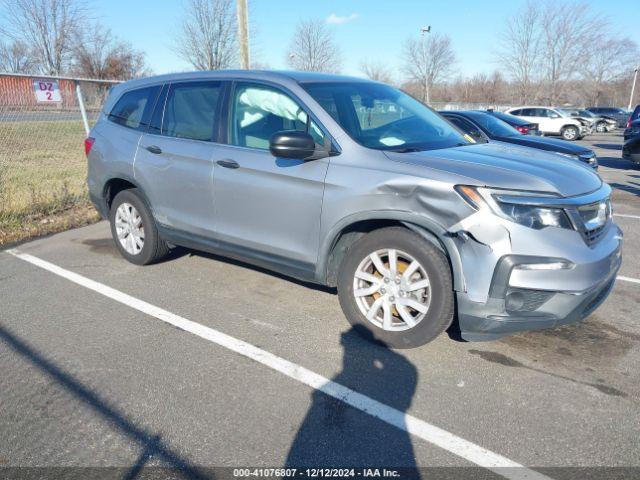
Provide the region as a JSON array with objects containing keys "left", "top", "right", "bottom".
[
  {"left": 450, "top": 188, "right": 623, "bottom": 341},
  {"left": 456, "top": 246, "right": 621, "bottom": 341}
]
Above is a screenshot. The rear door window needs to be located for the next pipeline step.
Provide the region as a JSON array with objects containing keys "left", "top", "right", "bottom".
[
  {"left": 159, "top": 81, "right": 222, "bottom": 141},
  {"left": 108, "top": 86, "right": 161, "bottom": 131}
]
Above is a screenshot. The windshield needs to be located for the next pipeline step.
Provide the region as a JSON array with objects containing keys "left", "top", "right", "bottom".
[
  {"left": 578, "top": 110, "right": 595, "bottom": 118},
  {"left": 467, "top": 112, "right": 521, "bottom": 137},
  {"left": 303, "top": 82, "right": 469, "bottom": 151}
]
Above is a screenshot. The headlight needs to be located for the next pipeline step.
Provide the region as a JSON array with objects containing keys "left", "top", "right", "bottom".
[
  {"left": 556, "top": 152, "right": 579, "bottom": 161},
  {"left": 494, "top": 202, "right": 573, "bottom": 230},
  {"left": 455, "top": 185, "right": 574, "bottom": 230}
]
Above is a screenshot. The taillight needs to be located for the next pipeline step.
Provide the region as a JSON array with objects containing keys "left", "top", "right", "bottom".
[
  {"left": 628, "top": 117, "right": 632, "bottom": 129},
  {"left": 516, "top": 126, "right": 529, "bottom": 134},
  {"left": 84, "top": 137, "right": 95, "bottom": 156}
]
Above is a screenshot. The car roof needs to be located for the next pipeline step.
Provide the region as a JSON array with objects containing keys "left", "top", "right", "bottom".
[
  {"left": 508, "top": 106, "right": 556, "bottom": 109},
  {"left": 112, "top": 70, "right": 372, "bottom": 90}
]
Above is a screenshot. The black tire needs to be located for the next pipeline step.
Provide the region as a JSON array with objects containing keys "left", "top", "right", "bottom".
[
  {"left": 561, "top": 125, "right": 579, "bottom": 141},
  {"left": 337, "top": 227, "right": 454, "bottom": 349},
  {"left": 109, "top": 188, "right": 169, "bottom": 265}
]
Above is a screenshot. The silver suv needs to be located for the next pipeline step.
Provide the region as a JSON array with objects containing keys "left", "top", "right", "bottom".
[{"left": 86, "top": 71, "right": 622, "bottom": 348}]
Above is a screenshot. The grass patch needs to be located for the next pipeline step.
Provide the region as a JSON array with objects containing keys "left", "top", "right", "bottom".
[{"left": 0, "top": 119, "right": 100, "bottom": 245}]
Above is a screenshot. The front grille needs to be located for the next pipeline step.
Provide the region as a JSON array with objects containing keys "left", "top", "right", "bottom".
[
  {"left": 584, "top": 224, "right": 607, "bottom": 245},
  {"left": 576, "top": 199, "right": 611, "bottom": 246}
]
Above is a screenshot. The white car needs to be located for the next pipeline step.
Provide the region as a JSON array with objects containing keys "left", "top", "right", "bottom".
[{"left": 505, "top": 106, "right": 587, "bottom": 141}]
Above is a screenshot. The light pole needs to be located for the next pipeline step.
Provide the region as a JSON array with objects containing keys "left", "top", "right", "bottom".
[
  {"left": 629, "top": 65, "right": 639, "bottom": 111},
  {"left": 237, "top": 0, "right": 250, "bottom": 69},
  {"left": 420, "top": 25, "right": 431, "bottom": 104}
]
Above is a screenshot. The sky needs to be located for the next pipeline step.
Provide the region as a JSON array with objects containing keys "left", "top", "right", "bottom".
[{"left": 88, "top": 0, "right": 640, "bottom": 80}]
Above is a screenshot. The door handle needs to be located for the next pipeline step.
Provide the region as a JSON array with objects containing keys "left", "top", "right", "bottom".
[
  {"left": 216, "top": 159, "right": 239, "bottom": 169},
  {"left": 145, "top": 145, "right": 162, "bottom": 154}
]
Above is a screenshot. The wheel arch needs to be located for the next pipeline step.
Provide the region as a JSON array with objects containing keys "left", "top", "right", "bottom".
[
  {"left": 317, "top": 211, "right": 464, "bottom": 291},
  {"left": 102, "top": 175, "right": 154, "bottom": 215}
]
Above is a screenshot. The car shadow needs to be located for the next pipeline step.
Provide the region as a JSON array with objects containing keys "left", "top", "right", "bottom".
[
  {"left": 285, "top": 328, "right": 420, "bottom": 474},
  {"left": 187, "top": 248, "right": 336, "bottom": 294},
  {"left": 595, "top": 156, "right": 635, "bottom": 170},
  {"left": 0, "top": 323, "right": 210, "bottom": 480},
  {"left": 593, "top": 143, "right": 622, "bottom": 151},
  {"left": 610, "top": 182, "right": 640, "bottom": 197}
]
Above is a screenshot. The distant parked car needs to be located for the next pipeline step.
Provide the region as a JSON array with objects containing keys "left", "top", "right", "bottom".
[
  {"left": 484, "top": 109, "right": 540, "bottom": 135},
  {"left": 586, "top": 107, "right": 630, "bottom": 128},
  {"left": 441, "top": 110, "right": 598, "bottom": 169},
  {"left": 558, "top": 108, "right": 615, "bottom": 133},
  {"left": 506, "top": 106, "right": 587, "bottom": 141}
]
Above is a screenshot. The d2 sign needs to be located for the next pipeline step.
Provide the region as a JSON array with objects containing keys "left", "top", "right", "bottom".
[{"left": 33, "top": 80, "right": 62, "bottom": 103}]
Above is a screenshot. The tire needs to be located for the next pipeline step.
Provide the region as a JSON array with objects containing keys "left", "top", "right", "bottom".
[
  {"left": 595, "top": 122, "right": 606, "bottom": 133},
  {"left": 337, "top": 227, "right": 454, "bottom": 349},
  {"left": 109, "top": 188, "right": 169, "bottom": 265},
  {"left": 561, "top": 125, "right": 579, "bottom": 141}
]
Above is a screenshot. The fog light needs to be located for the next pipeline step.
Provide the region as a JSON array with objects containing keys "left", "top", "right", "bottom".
[
  {"left": 505, "top": 291, "right": 526, "bottom": 311},
  {"left": 514, "top": 261, "right": 573, "bottom": 271}
]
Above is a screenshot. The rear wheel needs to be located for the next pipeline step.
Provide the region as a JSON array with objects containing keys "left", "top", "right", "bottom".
[
  {"left": 561, "top": 125, "right": 579, "bottom": 141},
  {"left": 109, "top": 189, "right": 169, "bottom": 265},
  {"left": 337, "top": 227, "right": 454, "bottom": 348}
]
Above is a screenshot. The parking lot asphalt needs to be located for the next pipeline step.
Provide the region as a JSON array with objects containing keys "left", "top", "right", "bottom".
[{"left": 1, "top": 132, "right": 639, "bottom": 479}]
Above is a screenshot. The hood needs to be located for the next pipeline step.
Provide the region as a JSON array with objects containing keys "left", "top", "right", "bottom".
[
  {"left": 384, "top": 142, "right": 601, "bottom": 197},
  {"left": 493, "top": 134, "right": 592, "bottom": 155}
]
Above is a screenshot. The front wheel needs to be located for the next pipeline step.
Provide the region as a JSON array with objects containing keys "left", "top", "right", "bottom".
[
  {"left": 561, "top": 126, "right": 579, "bottom": 141},
  {"left": 595, "top": 122, "right": 606, "bottom": 133},
  {"left": 337, "top": 227, "right": 454, "bottom": 348}
]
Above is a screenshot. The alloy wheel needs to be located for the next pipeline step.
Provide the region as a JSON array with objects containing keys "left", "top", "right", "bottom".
[{"left": 353, "top": 248, "right": 431, "bottom": 332}]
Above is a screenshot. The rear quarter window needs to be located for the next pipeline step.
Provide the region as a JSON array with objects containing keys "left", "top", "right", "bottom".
[{"left": 108, "top": 86, "right": 161, "bottom": 131}]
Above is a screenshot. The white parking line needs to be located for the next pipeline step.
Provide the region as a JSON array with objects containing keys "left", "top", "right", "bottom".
[
  {"left": 618, "top": 276, "right": 640, "bottom": 285},
  {"left": 614, "top": 213, "right": 640, "bottom": 219},
  {"left": 5, "top": 248, "right": 551, "bottom": 480}
]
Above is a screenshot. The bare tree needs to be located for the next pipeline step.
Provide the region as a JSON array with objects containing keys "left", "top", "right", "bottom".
[
  {"left": 175, "top": 0, "right": 237, "bottom": 70},
  {"left": 73, "top": 24, "right": 150, "bottom": 80},
  {"left": 403, "top": 32, "right": 455, "bottom": 104},
  {"left": 0, "top": 0, "right": 85, "bottom": 75},
  {"left": 287, "top": 19, "right": 342, "bottom": 73},
  {"left": 0, "top": 39, "right": 36, "bottom": 73},
  {"left": 496, "top": 1, "right": 542, "bottom": 104},
  {"left": 581, "top": 36, "right": 638, "bottom": 105},
  {"left": 360, "top": 59, "right": 393, "bottom": 83},
  {"left": 538, "top": 1, "right": 604, "bottom": 105}
]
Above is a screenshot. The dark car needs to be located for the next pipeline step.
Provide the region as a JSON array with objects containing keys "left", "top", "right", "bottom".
[
  {"left": 627, "top": 104, "right": 640, "bottom": 129},
  {"left": 586, "top": 107, "right": 630, "bottom": 128},
  {"left": 623, "top": 119, "right": 640, "bottom": 164},
  {"left": 484, "top": 109, "right": 540, "bottom": 135},
  {"left": 624, "top": 118, "right": 640, "bottom": 141},
  {"left": 441, "top": 110, "right": 598, "bottom": 169}
]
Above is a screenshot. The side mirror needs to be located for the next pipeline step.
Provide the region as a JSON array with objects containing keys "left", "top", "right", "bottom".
[{"left": 269, "top": 130, "right": 327, "bottom": 160}]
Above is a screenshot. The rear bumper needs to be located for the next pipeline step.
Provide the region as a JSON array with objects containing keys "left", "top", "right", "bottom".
[{"left": 89, "top": 190, "right": 108, "bottom": 219}]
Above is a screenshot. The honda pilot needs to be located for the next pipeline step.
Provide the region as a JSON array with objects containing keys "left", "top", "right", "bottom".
[{"left": 86, "top": 71, "right": 622, "bottom": 348}]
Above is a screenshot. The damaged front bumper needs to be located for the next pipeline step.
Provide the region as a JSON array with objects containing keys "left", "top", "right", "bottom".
[{"left": 447, "top": 196, "right": 623, "bottom": 341}]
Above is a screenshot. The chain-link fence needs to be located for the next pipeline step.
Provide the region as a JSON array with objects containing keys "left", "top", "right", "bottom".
[{"left": 0, "top": 73, "right": 120, "bottom": 244}]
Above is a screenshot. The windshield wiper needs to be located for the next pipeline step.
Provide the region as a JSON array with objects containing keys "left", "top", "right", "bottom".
[{"left": 387, "top": 147, "right": 424, "bottom": 153}]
